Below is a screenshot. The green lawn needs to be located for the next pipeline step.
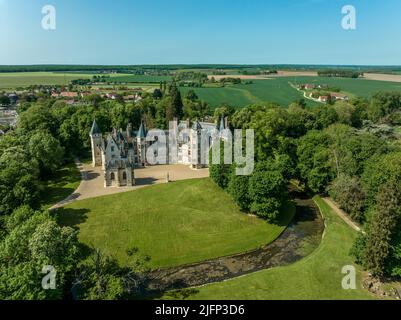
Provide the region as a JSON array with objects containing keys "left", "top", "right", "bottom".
[
  {"left": 40, "top": 162, "right": 81, "bottom": 210},
  {"left": 57, "top": 178, "right": 294, "bottom": 268},
  {"left": 163, "top": 196, "right": 377, "bottom": 300}
]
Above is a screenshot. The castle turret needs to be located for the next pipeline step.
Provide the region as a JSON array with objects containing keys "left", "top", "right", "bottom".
[
  {"left": 89, "top": 120, "right": 103, "bottom": 167},
  {"left": 136, "top": 121, "right": 147, "bottom": 166},
  {"left": 191, "top": 120, "right": 203, "bottom": 169}
]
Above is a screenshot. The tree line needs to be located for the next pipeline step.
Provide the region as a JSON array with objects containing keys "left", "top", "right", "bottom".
[
  {"left": 210, "top": 92, "right": 401, "bottom": 278},
  {"left": 0, "top": 82, "right": 207, "bottom": 299}
]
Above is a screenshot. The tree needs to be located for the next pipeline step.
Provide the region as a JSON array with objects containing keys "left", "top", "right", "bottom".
[
  {"left": 296, "top": 130, "right": 335, "bottom": 193},
  {"left": 0, "top": 208, "right": 80, "bottom": 300},
  {"left": 0, "top": 95, "right": 10, "bottom": 105},
  {"left": 153, "top": 88, "right": 163, "bottom": 100},
  {"left": 75, "top": 248, "right": 151, "bottom": 300},
  {"left": 0, "top": 147, "right": 41, "bottom": 216},
  {"left": 368, "top": 92, "right": 401, "bottom": 123},
  {"left": 227, "top": 168, "right": 251, "bottom": 211},
  {"left": 363, "top": 182, "right": 401, "bottom": 276},
  {"left": 248, "top": 160, "right": 287, "bottom": 221},
  {"left": 361, "top": 152, "right": 401, "bottom": 208},
  {"left": 167, "top": 81, "right": 184, "bottom": 120},
  {"left": 209, "top": 143, "right": 232, "bottom": 189},
  {"left": 334, "top": 101, "right": 358, "bottom": 126},
  {"left": 328, "top": 174, "right": 365, "bottom": 222},
  {"left": 28, "top": 131, "right": 64, "bottom": 177},
  {"left": 18, "top": 104, "right": 57, "bottom": 136},
  {"left": 185, "top": 90, "right": 198, "bottom": 102},
  {"left": 312, "top": 105, "right": 339, "bottom": 130}
]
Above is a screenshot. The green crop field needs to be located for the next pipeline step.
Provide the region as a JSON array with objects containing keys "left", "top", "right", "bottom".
[
  {"left": 57, "top": 178, "right": 294, "bottom": 268},
  {"left": 180, "top": 79, "right": 318, "bottom": 108},
  {"left": 111, "top": 75, "right": 173, "bottom": 83},
  {"left": 180, "top": 76, "right": 401, "bottom": 108},
  {"left": 0, "top": 72, "right": 123, "bottom": 89},
  {"left": 286, "top": 76, "right": 401, "bottom": 98}
]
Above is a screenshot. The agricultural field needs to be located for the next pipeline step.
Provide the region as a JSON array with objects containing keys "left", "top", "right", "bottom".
[
  {"left": 2, "top": 71, "right": 401, "bottom": 109},
  {"left": 0, "top": 72, "right": 124, "bottom": 89},
  {"left": 180, "top": 76, "right": 401, "bottom": 108},
  {"left": 57, "top": 178, "right": 294, "bottom": 268},
  {"left": 110, "top": 74, "right": 173, "bottom": 83}
]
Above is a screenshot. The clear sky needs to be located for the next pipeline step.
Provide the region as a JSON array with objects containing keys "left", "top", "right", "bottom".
[{"left": 1, "top": 0, "right": 401, "bottom": 65}]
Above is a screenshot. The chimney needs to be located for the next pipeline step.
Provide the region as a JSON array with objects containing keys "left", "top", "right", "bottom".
[{"left": 224, "top": 117, "right": 229, "bottom": 129}]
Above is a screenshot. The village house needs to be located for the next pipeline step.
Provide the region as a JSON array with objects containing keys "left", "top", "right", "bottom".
[
  {"left": 330, "top": 92, "right": 349, "bottom": 101},
  {"left": 303, "top": 84, "right": 315, "bottom": 90},
  {"left": 60, "top": 91, "right": 78, "bottom": 98}
]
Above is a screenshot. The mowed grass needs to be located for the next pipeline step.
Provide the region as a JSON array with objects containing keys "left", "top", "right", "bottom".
[
  {"left": 165, "top": 196, "right": 376, "bottom": 300},
  {"left": 58, "top": 178, "right": 294, "bottom": 268},
  {"left": 40, "top": 162, "right": 81, "bottom": 210}
]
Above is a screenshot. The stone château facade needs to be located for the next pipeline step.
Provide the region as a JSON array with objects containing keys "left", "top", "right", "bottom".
[{"left": 90, "top": 118, "right": 227, "bottom": 188}]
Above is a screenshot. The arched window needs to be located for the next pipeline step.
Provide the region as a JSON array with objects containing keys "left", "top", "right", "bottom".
[
  {"left": 110, "top": 172, "right": 115, "bottom": 181},
  {"left": 123, "top": 172, "right": 127, "bottom": 181}
]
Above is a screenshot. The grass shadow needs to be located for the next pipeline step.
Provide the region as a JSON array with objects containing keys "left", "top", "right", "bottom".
[{"left": 55, "top": 207, "right": 90, "bottom": 229}]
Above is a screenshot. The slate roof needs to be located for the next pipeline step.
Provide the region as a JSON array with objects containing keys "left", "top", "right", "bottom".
[
  {"left": 90, "top": 120, "right": 102, "bottom": 135},
  {"left": 137, "top": 122, "right": 146, "bottom": 138}
]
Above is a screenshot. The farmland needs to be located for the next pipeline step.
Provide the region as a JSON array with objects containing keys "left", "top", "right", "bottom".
[
  {"left": 1, "top": 71, "right": 401, "bottom": 109},
  {"left": 180, "top": 76, "right": 401, "bottom": 108},
  {"left": 0, "top": 72, "right": 122, "bottom": 89}
]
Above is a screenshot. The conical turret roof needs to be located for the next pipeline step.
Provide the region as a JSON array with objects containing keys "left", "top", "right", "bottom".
[
  {"left": 90, "top": 120, "right": 102, "bottom": 135},
  {"left": 137, "top": 122, "right": 146, "bottom": 138}
]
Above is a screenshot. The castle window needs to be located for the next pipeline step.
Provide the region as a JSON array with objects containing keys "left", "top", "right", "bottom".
[
  {"left": 110, "top": 173, "right": 115, "bottom": 181},
  {"left": 123, "top": 172, "right": 127, "bottom": 181},
  {"left": 111, "top": 146, "right": 115, "bottom": 152}
]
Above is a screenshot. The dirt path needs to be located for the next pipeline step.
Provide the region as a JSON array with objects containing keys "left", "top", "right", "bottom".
[
  {"left": 50, "top": 161, "right": 209, "bottom": 209},
  {"left": 322, "top": 198, "right": 362, "bottom": 233}
]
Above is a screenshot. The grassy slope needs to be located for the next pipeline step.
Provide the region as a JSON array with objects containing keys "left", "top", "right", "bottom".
[
  {"left": 40, "top": 162, "right": 81, "bottom": 210},
  {"left": 164, "top": 197, "right": 376, "bottom": 300},
  {"left": 58, "top": 178, "right": 294, "bottom": 268}
]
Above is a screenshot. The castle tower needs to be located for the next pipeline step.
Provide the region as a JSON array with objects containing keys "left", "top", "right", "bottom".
[
  {"left": 191, "top": 120, "right": 203, "bottom": 169},
  {"left": 136, "top": 121, "right": 147, "bottom": 166},
  {"left": 89, "top": 120, "right": 103, "bottom": 167}
]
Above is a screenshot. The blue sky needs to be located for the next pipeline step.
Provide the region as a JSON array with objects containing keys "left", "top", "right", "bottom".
[{"left": 0, "top": 0, "right": 401, "bottom": 65}]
